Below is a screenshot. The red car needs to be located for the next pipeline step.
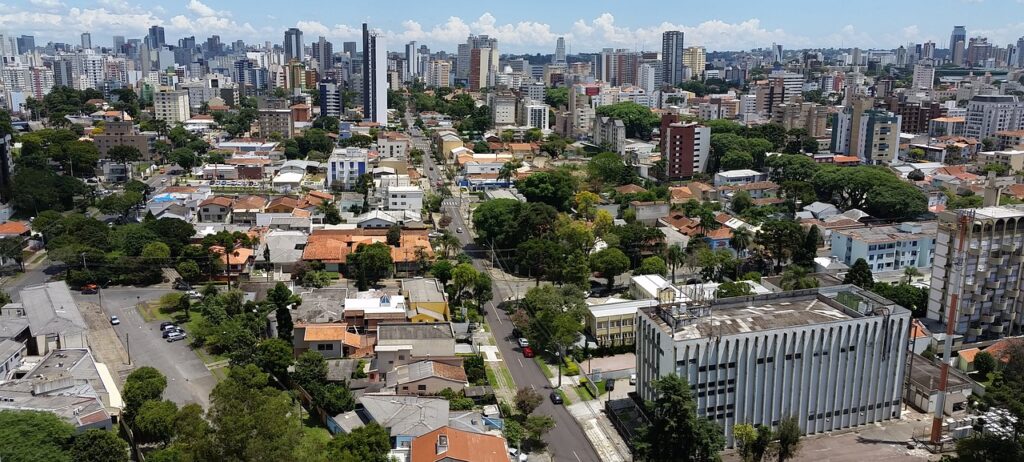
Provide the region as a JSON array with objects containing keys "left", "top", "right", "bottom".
[{"left": 521, "top": 346, "right": 535, "bottom": 358}]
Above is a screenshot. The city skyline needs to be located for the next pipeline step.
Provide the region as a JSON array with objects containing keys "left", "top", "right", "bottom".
[{"left": 2, "top": 0, "right": 1023, "bottom": 53}]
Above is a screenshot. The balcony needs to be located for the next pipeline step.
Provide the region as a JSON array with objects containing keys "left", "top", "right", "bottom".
[
  {"left": 998, "top": 267, "right": 1012, "bottom": 277},
  {"left": 986, "top": 280, "right": 1002, "bottom": 290},
  {"left": 1001, "top": 243, "right": 1016, "bottom": 253},
  {"left": 990, "top": 256, "right": 1005, "bottom": 266},
  {"left": 995, "top": 300, "right": 1009, "bottom": 311},
  {"left": 968, "top": 247, "right": 982, "bottom": 256},
  {"left": 960, "top": 305, "right": 976, "bottom": 316},
  {"left": 981, "top": 314, "right": 996, "bottom": 323},
  {"left": 1012, "top": 255, "right": 1024, "bottom": 264},
  {"left": 1003, "top": 311, "right": 1017, "bottom": 322},
  {"left": 968, "top": 327, "right": 984, "bottom": 337},
  {"left": 989, "top": 324, "right": 1005, "bottom": 334}
]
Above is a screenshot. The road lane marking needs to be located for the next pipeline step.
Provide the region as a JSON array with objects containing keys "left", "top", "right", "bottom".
[
  {"left": 573, "top": 450, "right": 582, "bottom": 462},
  {"left": 517, "top": 358, "right": 523, "bottom": 368}
]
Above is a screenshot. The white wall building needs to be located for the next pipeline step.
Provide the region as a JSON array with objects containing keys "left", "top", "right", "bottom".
[
  {"left": 965, "top": 95, "right": 1024, "bottom": 140},
  {"left": 830, "top": 222, "right": 938, "bottom": 271},
  {"left": 636, "top": 286, "right": 910, "bottom": 446},
  {"left": 153, "top": 89, "right": 190, "bottom": 123},
  {"left": 326, "top": 147, "right": 368, "bottom": 191}
]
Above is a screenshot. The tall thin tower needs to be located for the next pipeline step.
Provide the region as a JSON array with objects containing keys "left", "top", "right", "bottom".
[
  {"left": 554, "top": 37, "right": 566, "bottom": 64},
  {"left": 362, "top": 23, "right": 388, "bottom": 124}
]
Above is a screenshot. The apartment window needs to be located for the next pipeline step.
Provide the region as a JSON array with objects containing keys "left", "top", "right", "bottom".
[{"left": 417, "top": 385, "right": 427, "bottom": 391}]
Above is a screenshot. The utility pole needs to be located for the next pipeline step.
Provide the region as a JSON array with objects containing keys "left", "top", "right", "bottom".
[{"left": 931, "top": 210, "right": 973, "bottom": 445}]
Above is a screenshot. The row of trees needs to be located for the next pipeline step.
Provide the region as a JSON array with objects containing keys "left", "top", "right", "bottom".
[{"left": 0, "top": 410, "right": 128, "bottom": 462}]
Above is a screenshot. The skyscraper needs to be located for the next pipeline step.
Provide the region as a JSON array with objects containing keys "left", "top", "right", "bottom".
[
  {"left": 147, "top": 25, "right": 165, "bottom": 49},
  {"left": 312, "top": 36, "right": 333, "bottom": 72},
  {"left": 554, "top": 37, "right": 566, "bottom": 64},
  {"left": 284, "top": 28, "right": 303, "bottom": 62},
  {"left": 950, "top": 26, "right": 967, "bottom": 62},
  {"left": 112, "top": 35, "right": 125, "bottom": 54},
  {"left": 405, "top": 41, "right": 419, "bottom": 80},
  {"left": 80, "top": 32, "right": 91, "bottom": 50},
  {"left": 16, "top": 35, "right": 34, "bottom": 54},
  {"left": 773, "top": 43, "right": 784, "bottom": 64},
  {"left": 1017, "top": 37, "right": 1024, "bottom": 68},
  {"left": 661, "top": 31, "right": 685, "bottom": 86},
  {"left": 362, "top": 23, "right": 388, "bottom": 124},
  {"left": 343, "top": 41, "right": 357, "bottom": 57},
  {"left": 318, "top": 77, "right": 343, "bottom": 118}
]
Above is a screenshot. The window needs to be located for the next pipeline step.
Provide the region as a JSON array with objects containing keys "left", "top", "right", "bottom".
[{"left": 417, "top": 385, "right": 427, "bottom": 391}]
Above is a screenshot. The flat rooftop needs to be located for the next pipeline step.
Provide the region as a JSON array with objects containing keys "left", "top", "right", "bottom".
[
  {"left": 968, "top": 205, "right": 1024, "bottom": 220},
  {"left": 644, "top": 287, "right": 905, "bottom": 341}
]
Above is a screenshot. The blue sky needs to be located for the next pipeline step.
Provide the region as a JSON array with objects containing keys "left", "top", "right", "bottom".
[{"left": 3, "top": 0, "right": 1023, "bottom": 52}]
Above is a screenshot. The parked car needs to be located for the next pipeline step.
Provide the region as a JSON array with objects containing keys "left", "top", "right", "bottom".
[
  {"left": 166, "top": 331, "right": 187, "bottom": 342},
  {"left": 629, "top": 373, "right": 636, "bottom": 385},
  {"left": 160, "top": 323, "right": 178, "bottom": 332},
  {"left": 80, "top": 284, "right": 98, "bottom": 295},
  {"left": 186, "top": 290, "right": 201, "bottom": 299},
  {"left": 522, "top": 346, "right": 535, "bottom": 358},
  {"left": 511, "top": 327, "right": 522, "bottom": 338},
  {"left": 550, "top": 391, "right": 563, "bottom": 405},
  {"left": 162, "top": 327, "right": 185, "bottom": 339},
  {"left": 172, "top": 279, "right": 191, "bottom": 291},
  {"left": 456, "top": 227, "right": 464, "bottom": 234},
  {"left": 517, "top": 338, "right": 529, "bottom": 348},
  {"left": 109, "top": 316, "right": 120, "bottom": 325}
]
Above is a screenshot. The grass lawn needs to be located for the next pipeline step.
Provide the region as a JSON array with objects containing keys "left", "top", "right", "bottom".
[
  {"left": 137, "top": 301, "right": 173, "bottom": 322},
  {"left": 486, "top": 366, "right": 499, "bottom": 388},
  {"left": 498, "top": 364, "right": 516, "bottom": 389},
  {"left": 533, "top": 356, "right": 554, "bottom": 378},
  {"left": 556, "top": 388, "right": 572, "bottom": 405}
]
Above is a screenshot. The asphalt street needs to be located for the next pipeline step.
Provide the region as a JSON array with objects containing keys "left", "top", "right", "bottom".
[
  {"left": 410, "top": 115, "right": 603, "bottom": 462},
  {"left": 76, "top": 287, "right": 216, "bottom": 408}
]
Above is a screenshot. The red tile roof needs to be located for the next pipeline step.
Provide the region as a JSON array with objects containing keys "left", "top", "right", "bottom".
[
  {"left": 0, "top": 221, "right": 30, "bottom": 236},
  {"left": 410, "top": 427, "right": 508, "bottom": 462}
]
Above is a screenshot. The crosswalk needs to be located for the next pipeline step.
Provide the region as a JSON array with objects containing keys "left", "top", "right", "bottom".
[{"left": 442, "top": 199, "right": 461, "bottom": 207}]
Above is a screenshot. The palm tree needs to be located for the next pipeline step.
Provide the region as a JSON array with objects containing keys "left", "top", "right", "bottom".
[
  {"left": 438, "top": 232, "right": 461, "bottom": 259},
  {"left": 317, "top": 199, "right": 342, "bottom": 225},
  {"left": 730, "top": 227, "right": 753, "bottom": 257},
  {"left": 497, "top": 160, "right": 522, "bottom": 186},
  {"left": 780, "top": 266, "right": 819, "bottom": 291},
  {"left": 696, "top": 208, "right": 719, "bottom": 236},
  {"left": 903, "top": 266, "right": 922, "bottom": 283},
  {"left": 665, "top": 243, "right": 684, "bottom": 284}
]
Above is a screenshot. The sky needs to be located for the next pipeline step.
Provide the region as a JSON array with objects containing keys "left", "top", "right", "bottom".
[{"left": 3, "top": 0, "right": 1024, "bottom": 53}]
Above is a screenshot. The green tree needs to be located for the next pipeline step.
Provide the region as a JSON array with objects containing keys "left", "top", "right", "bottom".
[
  {"left": 516, "top": 170, "right": 577, "bottom": 211},
  {"left": 595, "top": 101, "right": 660, "bottom": 139},
  {"left": 176, "top": 260, "right": 202, "bottom": 284},
  {"left": 793, "top": 226, "right": 819, "bottom": 268},
  {"left": 134, "top": 400, "right": 179, "bottom": 447},
  {"left": 386, "top": 224, "right": 402, "bottom": 246},
  {"left": 169, "top": 147, "right": 200, "bottom": 170},
  {"left": 472, "top": 272, "right": 494, "bottom": 311},
  {"left": 733, "top": 423, "right": 759, "bottom": 462},
  {"left": 255, "top": 338, "right": 295, "bottom": 379},
  {"left": 844, "top": 258, "right": 874, "bottom": 288},
  {"left": 591, "top": 247, "right": 630, "bottom": 290},
  {"left": 634, "top": 374, "right": 725, "bottom": 462},
  {"left": 521, "top": 285, "right": 587, "bottom": 360},
  {"left": 716, "top": 281, "right": 752, "bottom": 298},
  {"left": 430, "top": 260, "right": 454, "bottom": 285},
  {"left": 123, "top": 366, "right": 167, "bottom": 423},
  {"left": 328, "top": 422, "right": 392, "bottom": 462},
  {"left": 755, "top": 219, "right": 805, "bottom": 273},
  {"left": 107, "top": 144, "right": 142, "bottom": 167},
  {"left": 515, "top": 387, "right": 543, "bottom": 415},
  {"left": 721, "top": 150, "right": 754, "bottom": 170},
  {"left": 636, "top": 256, "right": 668, "bottom": 276},
  {"left": 774, "top": 416, "right": 802, "bottom": 462},
  {"left": 731, "top": 190, "right": 753, "bottom": 214},
  {"left": 451, "top": 263, "right": 479, "bottom": 304},
  {"left": 524, "top": 415, "right": 556, "bottom": 443},
  {"left": 588, "top": 152, "right": 631, "bottom": 185},
  {"left": 69, "top": 429, "right": 129, "bottom": 462},
  {"left": 142, "top": 241, "right": 172, "bottom": 264},
  {"left": 97, "top": 191, "right": 144, "bottom": 221},
  {"left": 870, "top": 282, "right": 928, "bottom": 317},
  {"left": 310, "top": 382, "right": 356, "bottom": 415},
  {"left": 293, "top": 351, "right": 329, "bottom": 389},
  {"left": 0, "top": 410, "right": 75, "bottom": 462},
  {"left": 766, "top": 154, "right": 820, "bottom": 184},
  {"left": 544, "top": 87, "right": 569, "bottom": 109},
  {"left": 780, "top": 266, "right": 819, "bottom": 291},
  {"left": 974, "top": 351, "right": 997, "bottom": 377},
  {"left": 665, "top": 243, "right": 685, "bottom": 284},
  {"left": 348, "top": 242, "right": 394, "bottom": 290}
]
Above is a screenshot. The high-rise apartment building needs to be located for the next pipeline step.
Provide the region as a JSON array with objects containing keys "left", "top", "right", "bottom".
[
  {"left": 284, "top": 28, "right": 303, "bottom": 62},
  {"left": 911, "top": 64, "right": 935, "bottom": 90},
  {"left": 153, "top": 89, "right": 190, "bottom": 123},
  {"left": 965, "top": 95, "right": 1024, "bottom": 140},
  {"left": 1017, "top": 37, "right": 1024, "bottom": 68},
  {"left": 661, "top": 31, "right": 685, "bottom": 86},
  {"left": 771, "top": 100, "right": 829, "bottom": 138},
  {"left": 426, "top": 60, "right": 451, "bottom": 88},
  {"left": 258, "top": 97, "right": 294, "bottom": 138},
  {"left": 554, "top": 37, "right": 566, "bottom": 64},
  {"left": 635, "top": 286, "right": 910, "bottom": 446},
  {"left": 54, "top": 59, "right": 74, "bottom": 88},
  {"left": 831, "top": 96, "right": 901, "bottom": 165},
  {"left": 682, "top": 46, "right": 706, "bottom": 80},
  {"left": 967, "top": 37, "right": 993, "bottom": 67},
  {"left": 660, "top": 114, "right": 711, "bottom": 179},
  {"left": 468, "top": 46, "right": 498, "bottom": 91},
  {"left": 773, "top": 43, "right": 784, "bottom": 64},
  {"left": 361, "top": 23, "right": 388, "bottom": 124},
  {"left": 952, "top": 41, "right": 966, "bottom": 67},
  {"left": 756, "top": 71, "right": 804, "bottom": 115},
  {"left": 950, "top": 26, "right": 967, "bottom": 61},
  {"left": 343, "top": 41, "right": 357, "bottom": 58},
  {"left": 922, "top": 41, "right": 936, "bottom": 60},
  {"left": 80, "top": 32, "right": 91, "bottom": 50},
  {"left": 928, "top": 205, "right": 1024, "bottom": 343},
  {"left": 16, "top": 35, "right": 34, "bottom": 54},
  {"left": 311, "top": 36, "right": 332, "bottom": 72},
  {"left": 318, "top": 78, "right": 343, "bottom": 118},
  {"left": 598, "top": 49, "right": 640, "bottom": 87}
]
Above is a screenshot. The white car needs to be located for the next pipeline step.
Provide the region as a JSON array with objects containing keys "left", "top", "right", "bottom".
[
  {"left": 109, "top": 316, "right": 120, "bottom": 325},
  {"left": 186, "top": 290, "right": 202, "bottom": 299},
  {"left": 508, "top": 448, "right": 528, "bottom": 462},
  {"left": 629, "top": 373, "right": 637, "bottom": 385},
  {"left": 517, "top": 338, "right": 529, "bottom": 348}
]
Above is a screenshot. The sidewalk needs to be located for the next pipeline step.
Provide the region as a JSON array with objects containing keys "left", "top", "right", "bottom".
[{"left": 544, "top": 368, "right": 633, "bottom": 462}]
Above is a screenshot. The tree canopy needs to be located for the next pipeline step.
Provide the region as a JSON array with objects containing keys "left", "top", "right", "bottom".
[{"left": 595, "top": 102, "right": 659, "bottom": 139}]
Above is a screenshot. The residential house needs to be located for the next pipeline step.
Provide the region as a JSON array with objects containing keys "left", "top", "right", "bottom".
[
  {"left": 329, "top": 394, "right": 449, "bottom": 437},
  {"left": 387, "top": 360, "right": 468, "bottom": 395},
  {"left": 301, "top": 229, "right": 434, "bottom": 275},
  {"left": 292, "top": 323, "right": 364, "bottom": 358},
  {"left": 409, "top": 426, "right": 510, "bottom": 462},
  {"left": 266, "top": 196, "right": 303, "bottom": 214},
  {"left": 0, "top": 221, "right": 30, "bottom": 268},
  {"left": 586, "top": 299, "right": 657, "bottom": 346},
  {"left": 258, "top": 230, "right": 308, "bottom": 275},
  {"left": 717, "top": 181, "right": 780, "bottom": 200},
  {"left": 198, "top": 196, "right": 233, "bottom": 222},
  {"left": 378, "top": 132, "right": 411, "bottom": 158},
  {"left": 375, "top": 322, "right": 459, "bottom": 379},
  {"left": 628, "top": 201, "right": 670, "bottom": 225},
  {"left": 713, "top": 169, "right": 769, "bottom": 187},
  {"left": 342, "top": 292, "right": 407, "bottom": 334},
  {"left": 402, "top": 278, "right": 450, "bottom": 323},
  {"left": 802, "top": 202, "right": 839, "bottom": 220},
  {"left": 210, "top": 245, "right": 254, "bottom": 278},
  {"left": 0, "top": 349, "right": 115, "bottom": 431},
  {"left": 231, "top": 195, "right": 267, "bottom": 225},
  {"left": 0, "top": 282, "right": 87, "bottom": 355}
]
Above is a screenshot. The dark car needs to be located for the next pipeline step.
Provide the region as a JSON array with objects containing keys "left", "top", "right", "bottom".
[
  {"left": 550, "top": 391, "right": 563, "bottom": 405},
  {"left": 511, "top": 327, "right": 522, "bottom": 339},
  {"left": 159, "top": 321, "right": 176, "bottom": 331}
]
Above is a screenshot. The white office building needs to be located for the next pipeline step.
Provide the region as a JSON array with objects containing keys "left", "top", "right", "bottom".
[
  {"left": 636, "top": 286, "right": 910, "bottom": 446},
  {"left": 523, "top": 103, "right": 549, "bottom": 130},
  {"left": 830, "top": 222, "right": 938, "bottom": 271},
  {"left": 326, "top": 147, "right": 368, "bottom": 191}
]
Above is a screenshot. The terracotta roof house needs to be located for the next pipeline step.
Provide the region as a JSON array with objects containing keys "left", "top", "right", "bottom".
[
  {"left": 302, "top": 229, "right": 434, "bottom": 275},
  {"left": 292, "top": 323, "right": 366, "bottom": 358},
  {"left": 266, "top": 196, "right": 303, "bottom": 214},
  {"left": 199, "top": 196, "right": 234, "bottom": 223},
  {"left": 0, "top": 221, "right": 30, "bottom": 237},
  {"left": 209, "top": 245, "right": 254, "bottom": 276},
  {"left": 614, "top": 184, "right": 647, "bottom": 195},
  {"left": 410, "top": 426, "right": 510, "bottom": 462},
  {"left": 387, "top": 360, "right": 468, "bottom": 395}
]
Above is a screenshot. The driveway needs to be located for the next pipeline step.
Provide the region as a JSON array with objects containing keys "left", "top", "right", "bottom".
[{"left": 76, "top": 287, "right": 216, "bottom": 408}]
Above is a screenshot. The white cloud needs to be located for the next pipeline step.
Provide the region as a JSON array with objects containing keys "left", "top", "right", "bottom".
[
  {"left": 186, "top": 0, "right": 217, "bottom": 17},
  {"left": 29, "top": 0, "right": 64, "bottom": 8}
]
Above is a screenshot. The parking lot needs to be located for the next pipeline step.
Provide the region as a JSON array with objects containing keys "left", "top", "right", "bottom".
[{"left": 75, "top": 287, "right": 216, "bottom": 408}]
